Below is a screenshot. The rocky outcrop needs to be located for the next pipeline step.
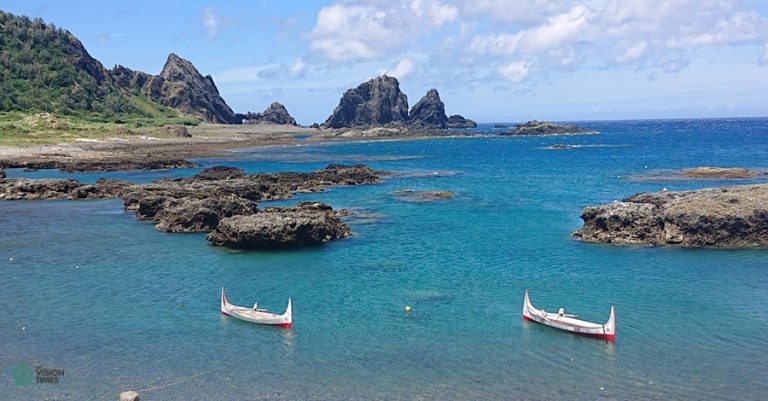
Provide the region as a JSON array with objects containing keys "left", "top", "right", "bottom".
[
  {"left": 155, "top": 196, "right": 259, "bottom": 232},
  {"left": 408, "top": 89, "right": 448, "bottom": 128},
  {"left": 446, "top": 115, "right": 477, "bottom": 129},
  {"left": 0, "top": 158, "right": 195, "bottom": 172},
  {"left": 0, "top": 178, "right": 130, "bottom": 200},
  {"left": 323, "top": 76, "right": 409, "bottom": 128},
  {"left": 243, "top": 102, "right": 297, "bottom": 125},
  {"left": 157, "top": 124, "right": 191, "bottom": 138},
  {"left": 111, "top": 54, "right": 238, "bottom": 124},
  {"left": 1, "top": 164, "right": 383, "bottom": 248},
  {"left": 192, "top": 166, "right": 247, "bottom": 181},
  {"left": 503, "top": 120, "right": 592, "bottom": 136},
  {"left": 573, "top": 184, "right": 768, "bottom": 247},
  {"left": 0, "top": 169, "right": 5, "bottom": 179},
  {"left": 207, "top": 203, "right": 351, "bottom": 249}
]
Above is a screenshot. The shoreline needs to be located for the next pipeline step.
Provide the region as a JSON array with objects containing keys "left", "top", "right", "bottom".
[{"left": 0, "top": 124, "right": 483, "bottom": 172}]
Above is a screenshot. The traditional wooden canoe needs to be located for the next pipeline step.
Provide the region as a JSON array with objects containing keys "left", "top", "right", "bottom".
[
  {"left": 522, "top": 290, "right": 615, "bottom": 341},
  {"left": 220, "top": 288, "right": 292, "bottom": 328}
]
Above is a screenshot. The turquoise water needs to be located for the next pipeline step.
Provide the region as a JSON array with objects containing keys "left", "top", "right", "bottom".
[{"left": 2, "top": 118, "right": 768, "bottom": 400}]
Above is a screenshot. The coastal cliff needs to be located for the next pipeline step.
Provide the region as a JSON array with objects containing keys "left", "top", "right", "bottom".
[{"left": 573, "top": 184, "right": 768, "bottom": 247}]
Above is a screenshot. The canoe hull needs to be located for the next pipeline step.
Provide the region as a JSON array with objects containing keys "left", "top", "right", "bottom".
[
  {"left": 221, "top": 288, "right": 292, "bottom": 328},
  {"left": 522, "top": 290, "right": 615, "bottom": 341}
]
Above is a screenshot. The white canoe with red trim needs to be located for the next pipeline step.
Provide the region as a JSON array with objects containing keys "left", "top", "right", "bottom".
[
  {"left": 221, "top": 288, "right": 292, "bottom": 328},
  {"left": 522, "top": 290, "right": 615, "bottom": 341}
]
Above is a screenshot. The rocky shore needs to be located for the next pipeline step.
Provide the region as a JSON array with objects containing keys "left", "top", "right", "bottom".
[
  {"left": 0, "top": 164, "right": 384, "bottom": 249},
  {"left": 573, "top": 184, "right": 768, "bottom": 247}
]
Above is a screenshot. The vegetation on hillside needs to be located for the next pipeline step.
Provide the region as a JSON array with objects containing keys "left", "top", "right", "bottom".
[{"left": 0, "top": 10, "right": 196, "bottom": 129}]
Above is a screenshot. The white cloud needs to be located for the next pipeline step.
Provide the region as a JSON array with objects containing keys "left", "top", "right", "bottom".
[
  {"left": 203, "top": 7, "right": 219, "bottom": 39},
  {"left": 616, "top": 41, "right": 648, "bottom": 63},
  {"left": 466, "top": 0, "right": 768, "bottom": 80},
  {"left": 498, "top": 60, "right": 534, "bottom": 82},
  {"left": 469, "top": 5, "right": 591, "bottom": 55},
  {"left": 309, "top": 0, "right": 457, "bottom": 62},
  {"left": 380, "top": 57, "right": 415, "bottom": 79},
  {"left": 462, "top": 0, "right": 580, "bottom": 24},
  {"left": 289, "top": 58, "right": 307, "bottom": 78}
]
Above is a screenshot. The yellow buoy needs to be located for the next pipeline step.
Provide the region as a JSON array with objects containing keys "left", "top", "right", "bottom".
[{"left": 404, "top": 305, "right": 412, "bottom": 313}]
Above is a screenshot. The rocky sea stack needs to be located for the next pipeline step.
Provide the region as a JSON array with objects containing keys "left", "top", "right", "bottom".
[
  {"left": 409, "top": 89, "right": 448, "bottom": 128},
  {"left": 323, "top": 76, "right": 409, "bottom": 128},
  {"left": 243, "top": 102, "right": 297, "bottom": 125},
  {"left": 322, "top": 76, "right": 475, "bottom": 130},
  {"left": 447, "top": 114, "right": 478, "bottom": 129},
  {"left": 573, "top": 184, "right": 768, "bottom": 247}
]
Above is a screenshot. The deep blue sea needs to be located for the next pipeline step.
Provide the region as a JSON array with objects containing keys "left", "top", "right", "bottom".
[{"left": 2, "top": 118, "right": 768, "bottom": 401}]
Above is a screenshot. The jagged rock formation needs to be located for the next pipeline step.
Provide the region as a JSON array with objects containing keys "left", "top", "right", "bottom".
[
  {"left": 503, "top": 120, "right": 591, "bottom": 136},
  {"left": 573, "top": 184, "right": 768, "bottom": 247},
  {"left": 110, "top": 54, "right": 237, "bottom": 123},
  {"left": 243, "top": 102, "right": 297, "bottom": 125},
  {"left": 408, "top": 89, "right": 448, "bottom": 128},
  {"left": 447, "top": 115, "right": 477, "bottom": 128},
  {"left": 323, "top": 76, "right": 409, "bottom": 128}
]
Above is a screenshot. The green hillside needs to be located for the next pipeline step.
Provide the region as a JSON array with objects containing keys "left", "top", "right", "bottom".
[{"left": 0, "top": 10, "right": 202, "bottom": 144}]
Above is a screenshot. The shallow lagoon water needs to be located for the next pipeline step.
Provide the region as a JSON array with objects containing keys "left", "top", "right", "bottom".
[{"left": 1, "top": 118, "right": 768, "bottom": 400}]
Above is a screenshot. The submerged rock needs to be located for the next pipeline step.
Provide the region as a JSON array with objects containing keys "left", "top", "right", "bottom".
[
  {"left": 392, "top": 190, "right": 455, "bottom": 202},
  {"left": 207, "top": 203, "right": 351, "bottom": 249},
  {"left": 446, "top": 114, "right": 477, "bottom": 129},
  {"left": 243, "top": 102, "right": 297, "bottom": 125},
  {"left": 408, "top": 89, "right": 448, "bottom": 128},
  {"left": 681, "top": 167, "right": 760, "bottom": 179},
  {"left": 323, "top": 75, "right": 409, "bottom": 128},
  {"left": 503, "top": 120, "right": 592, "bottom": 136},
  {"left": 573, "top": 184, "right": 768, "bottom": 247}
]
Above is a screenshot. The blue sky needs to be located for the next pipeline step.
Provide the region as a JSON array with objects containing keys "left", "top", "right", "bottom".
[{"left": 3, "top": 0, "right": 768, "bottom": 124}]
